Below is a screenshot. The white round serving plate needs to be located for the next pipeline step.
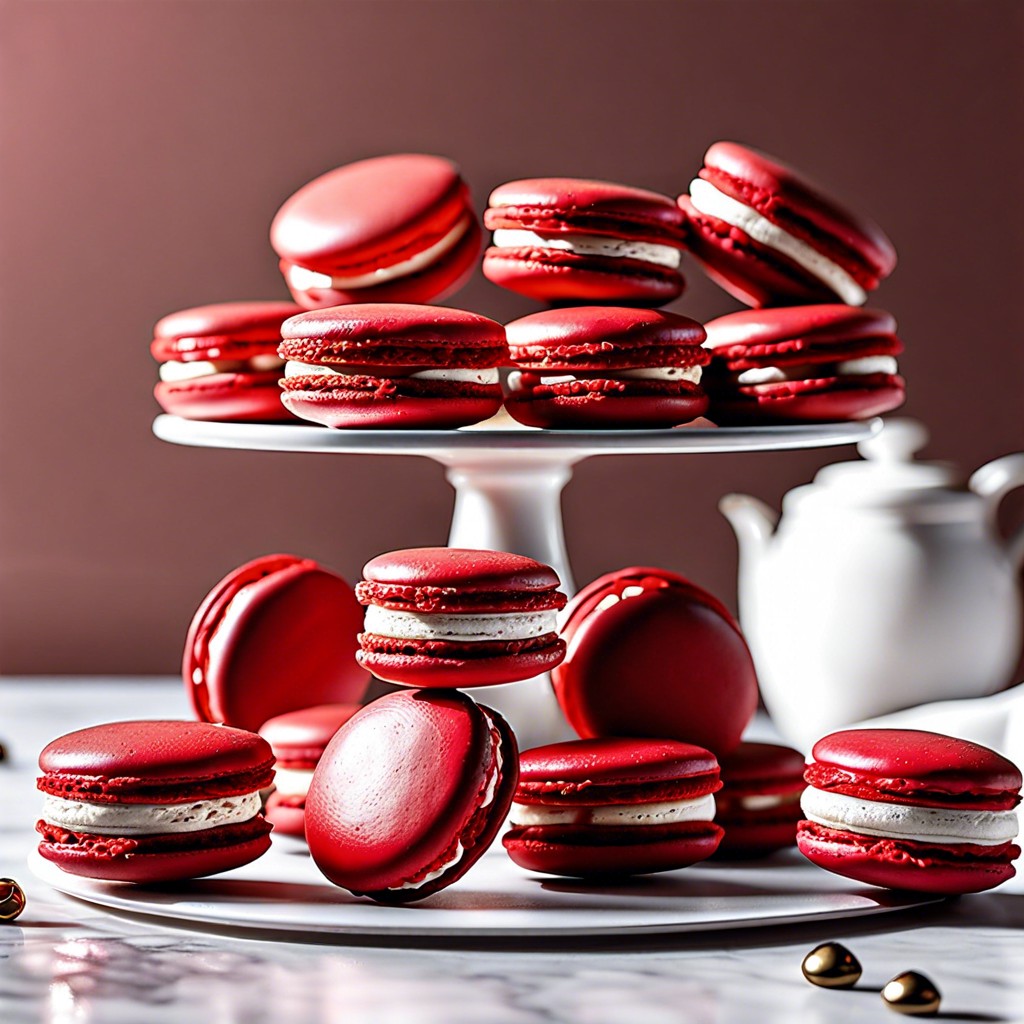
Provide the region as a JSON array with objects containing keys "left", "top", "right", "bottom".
[{"left": 30, "top": 839, "right": 938, "bottom": 943}]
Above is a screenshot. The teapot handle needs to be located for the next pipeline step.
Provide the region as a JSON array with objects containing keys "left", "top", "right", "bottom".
[{"left": 968, "top": 453, "right": 1024, "bottom": 570}]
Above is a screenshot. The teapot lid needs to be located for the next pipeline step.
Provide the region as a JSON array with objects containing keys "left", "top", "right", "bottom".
[{"left": 791, "top": 419, "right": 974, "bottom": 514}]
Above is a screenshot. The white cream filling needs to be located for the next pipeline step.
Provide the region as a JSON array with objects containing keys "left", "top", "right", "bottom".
[
  {"left": 271, "top": 767, "right": 315, "bottom": 799},
  {"left": 800, "top": 787, "right": 1019, "bottom": 847},
  {"left": 364, "top": 606, "right": 557, "bottom": 642},
  {"left": 391, "top": 726, "right": 503, "bottom": 890},
  {"left": 41, "top": 791, "right": 262, "bottom": 837},
  {"left": 283, "top": 362, "right": 499, "bottom": 385},
  {"left": 510, "top": 792, "right": 716, "bottom": 828},
  {"left": 506, "top": 365, "right": 702, "bottom": 392},
  {"left": 735, "top": 355, "right": 899, "bottom": 385},
  {"left": 491, "top": 228, "right": 682, "bottom": 269},
  {"left": 287, "top": 215, "right": 471, "bottom": 292},
  {"left": 159, "top": 356, "right": 284, "bottom": 381},
  {"left": 688, "top": 177, "right": 867, "bottom": 306},
  {"left": 737, "top": 793, "right": 797, "bottom": 811}
]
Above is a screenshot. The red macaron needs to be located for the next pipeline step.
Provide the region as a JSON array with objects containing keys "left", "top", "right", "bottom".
[
  {"left": 679, "top": 142, "right": 897, "bottom": 308},
  {"left": 152, "top": 300, "right": 302, "bottom": 422},
  {"left": 503, "top": 738, "right": 724, "bottom": 877},
  {"left": 36, "top": 720, "right": 274, "bottom": 883},
  {"left": 278, "top": 303, "right": 507, "bottom": 429},
  {"left": 703, "top": 305, "right": 905, "bottom": 424},
  {"left": 503, "top": 307, "right": 710, "bottom": 428},
  {"left": 258, "top": 703, "right": 363, "bottom": 839},
  {"left": 305, "top": 689, "right": 518, "bottom": 903},
  {"left": 270, "top": 154, "right": 480, "bottom": 310},
  {"left": 713, "top": 741, "right": 806, "bottom": 858},
  {"left": 355, "top": 547, "right": 567, "bottom": 687},
  {"left": 797, "top": 729, "right": 1022, "bottom": 894},
  {"left": 483, "top": 177, "right": 687, "bottom": 305},
  {"left": 552, "top": 568, "right": 758, "bottom": 757},
  {"left": 184, "top": 554, "right": 369, "bottom": 733}
]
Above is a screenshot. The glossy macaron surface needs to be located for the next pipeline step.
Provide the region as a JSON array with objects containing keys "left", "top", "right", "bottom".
[
  {"left": 305, "top": 690, "right": 518, "bottom": 902},
  {"left": 553, "top": 568, "right": 758, "bottom": 756},
  {"left": 184, "top": 554, "right": 369, "bottom": 732},
  {"left": 259, "top": 703, "right": 364, "bottom": 764}
]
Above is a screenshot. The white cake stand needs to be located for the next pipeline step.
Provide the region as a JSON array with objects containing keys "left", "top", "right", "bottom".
[{"left": 154, "top": 413, "right": 878, "bottom": 745}]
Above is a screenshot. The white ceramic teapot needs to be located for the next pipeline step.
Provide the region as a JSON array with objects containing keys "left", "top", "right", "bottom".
[{"left": 720, "top": 419, "right": 1024, "bottom": 751}]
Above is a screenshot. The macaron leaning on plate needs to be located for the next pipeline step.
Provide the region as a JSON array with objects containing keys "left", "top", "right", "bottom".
[
  {"left": 503, "top": 307, "right": 710, "bottom": 428},
  {"left": 36, "top": 721, "right": 274, "bottom": 882},
  {"left": 679, "top": 141, "right": 896, "bottom": 308},
  {"left": 503, "top": 738, "right": 724, "bottom": 877},
  {"left": 305, "top": 689, "right": 518, "bottom": 903},
  {"left": 278, "top": 303, "right": 507, "bottom": 429},
  {"left": 703, "top": 305, "right": 905, "bottom": 424},
  {"left": 483, "top": 177, "right": 687, "bottom": 305},
  {"left": 713, "top": 741, "right": 806, "bottom": 858},
  {"left": 258, "top": 703, "right": 363, "bottom": 839},
  {"left": 270, "top": 153, "right": 480, "bottom": 310},
  {"left": 552, "top": 567, "right": 758, "bottom": 757},
  {"left": 184, "top": 554, "right": 369, "bottom": 732},
  {"left": 798, "top": 728, "right": 1022, "bottom": 894},
  {"left": 355, "top": 547, "right": 567, "bottom": 687},
  {"left": 152, "top": 300, "right": 302, "bottom": 421}
]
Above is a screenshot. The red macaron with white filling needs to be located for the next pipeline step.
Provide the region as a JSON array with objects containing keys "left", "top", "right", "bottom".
[
  {"left": 152, "top": 300, "right": 301, "bottom": 421},
  {"left": 355, "top": 547, "right": 568, "bottom": 687},
  {"left": 483, "top": 177, "right": 687, "bottom": 305},
  {"left": 259, "top": 703, "right": 363, "bottom": 839},
  {"left": 797, "top": 729, "right": 1021, "bottom": 894},
  {"left": 503, "top": 737, "right": 724, "bottom": 877},
  {"left": 270, "top": 154, "right": 480, "bottom": 310},
  {"left": 278, "top": 303, "right": 507, "bottom": 429},
  {"left": 305, "top": 689, "right": 518, "bottom": 903},
  {"left": 503, "top": 307, "right": 710, "bottom": 428},
  {"left": 679, "top": 142, "right": 896, "bottom": 308},
  {"left": 703, "top": 305, "right": 905, "bottom": 424},
  {"left": 36, "top": 720, "right": 274, "bottom": 883}
]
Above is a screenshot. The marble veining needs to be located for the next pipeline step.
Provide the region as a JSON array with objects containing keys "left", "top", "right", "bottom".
[{"left": 3, "top": 679, "right": 1024, "bottom": 1024}]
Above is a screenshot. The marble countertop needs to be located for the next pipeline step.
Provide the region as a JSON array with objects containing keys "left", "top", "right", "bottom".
[{"left": 3, "top": 679, "right": 1023, "bottom": 1024}]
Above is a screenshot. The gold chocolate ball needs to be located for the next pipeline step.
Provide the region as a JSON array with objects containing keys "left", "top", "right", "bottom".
[
  {"left": 801, "top": 941, "right": 862, "bottom": 988},
  {"left": 882, "top": 971, "right": 941, "bottom": 1015},
  {"left": 0, "top": 878, "right": 26, "bottom": 922}
]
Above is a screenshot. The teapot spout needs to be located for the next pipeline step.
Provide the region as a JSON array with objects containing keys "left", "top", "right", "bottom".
[{"left": 719, "top": 493, "right": 779, "bottom": 563}]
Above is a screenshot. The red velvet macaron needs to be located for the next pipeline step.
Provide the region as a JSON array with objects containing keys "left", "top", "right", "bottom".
[
  {"left": 553, "top": 568, "right": 758, "bottom": 756},
  {"left": 270, "top": 154, "right": 480, "bottom": 310},
  {"left": 503, "top": 738, "right": 724, "bottom": 877},
  {"left": 503, "top": 307, "right": 710, "bottom": 428},
  {"left": 259, "top": 703, "right": 362, "bottom": 839},
  {"left": 36, "top": 721, "right": 274, "bottom": 883},
  {"left": 713, "top": 742, "right": 806, "bottom": 858},
  {"left": 483, "top": 178, "right": 687, "bottom": 305},
  {"left": 152, "top": 301, "right": 302, "bottom": 422},
  {"left": 278, "top": 303, "right": 507, "bottom": 429},
  {"left": 306, "top": 689, "right": 518, "bottom": 903},
  {"left": 703, "top": 305, "right": 905, "bottom": 424},
  {"left": 679, "top": 142, "right": 897, "bottom": 308},
  {"left": 797, "top": 729, "right": 1022, "bottom": 894},
  {"left": 184, "top": 554, "right": 369, "bottom": 732},
  {"left": 355, "top": 547, "right": 567, "bottom": 687}
]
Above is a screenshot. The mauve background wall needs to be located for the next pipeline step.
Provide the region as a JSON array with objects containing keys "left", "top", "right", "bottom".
[{"left": 1, "top": 0, "right": 1021, "bottom": 674}]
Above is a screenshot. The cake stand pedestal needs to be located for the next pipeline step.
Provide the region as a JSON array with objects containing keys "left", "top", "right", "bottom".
[{"left": 154, "top": 414, "right": 877, "bottom": 746}]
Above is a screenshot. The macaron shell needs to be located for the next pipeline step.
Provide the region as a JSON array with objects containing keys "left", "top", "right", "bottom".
[
  {"left": 356, "top": 637, "right": 566, "bottom": 688},
  {"left": 153, "top": 301, "right": 305, "bottom": 345},
  {"left": 305, "top": 690, "right": 517, "bottom": 902},
  {"left": 796, "top": 823, "right": 1018, "bottom": 894},
  {"left": 259, "top": 703, "right": 364, "bottom": 762},
  {"left": 704, "top": 305, "right": 897, "bottom": 349},
  {"left": 280, "top": 387, "right": 502, "bottom": 430},
  {"left": 280, "top": 218, "right": 481, "bottom": 310},
  {"left": 37, "top": 828, "right": 272, "bottom": 883},
  {"left": 553, "top": 568, "right": 758, "bottom": 756},
  {"left": 362, "top": 547, "right": 562, "bottom": 594},
  {"left": 184, "top": 555, "right": 369, "bottom": 732},
  {"left": 483, "top": 247, "right": 684, "bottom": 305},
  {"left": 154, "top": 372, "right": 295, "bottom": 422},
  {"left": 503, "top": 821, "right": 723, "bottom": 878},
  {"left": 264, "top": 792, "right": 308, "bottom": 838}
]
